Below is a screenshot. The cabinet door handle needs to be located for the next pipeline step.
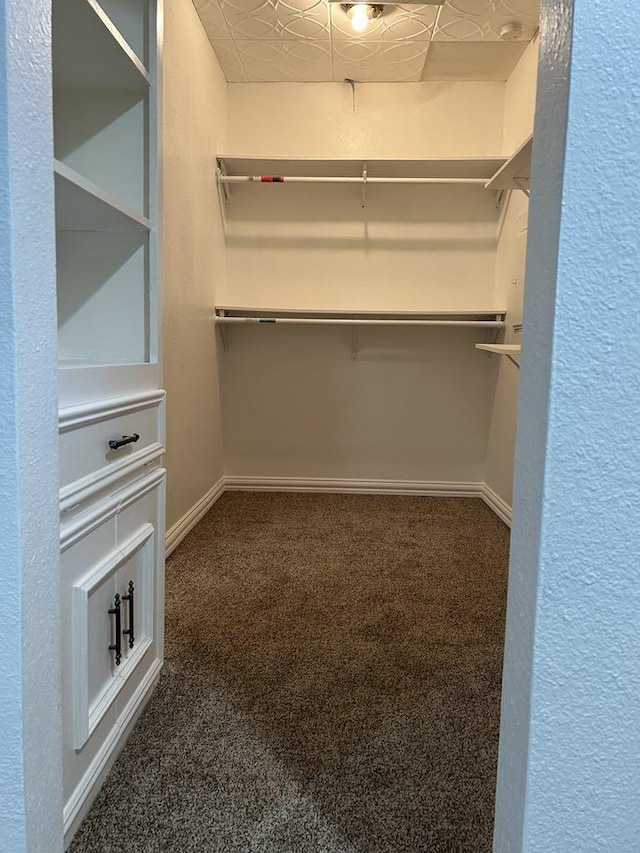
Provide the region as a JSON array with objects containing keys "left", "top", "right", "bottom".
[
  {"left": 122, "top": 581, "right": 135, "bottom": 649},
  {"left": 108, "top": 433, "right": 140, "bottom": 451},
  {"left": 108, "top": 594, "right": 122, "bottom": 666}
]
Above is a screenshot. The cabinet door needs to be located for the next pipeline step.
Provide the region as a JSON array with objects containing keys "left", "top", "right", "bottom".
[{"left": 71, "top": 524, "right": 154, "bottom": 750}]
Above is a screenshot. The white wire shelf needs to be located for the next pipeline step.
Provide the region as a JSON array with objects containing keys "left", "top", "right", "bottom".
[
  {"left": 217, "top": 308, "right": 508, "bottom": 356},
  {"left": 217, "top": 156, "right": 507, "bottom": 182},
  {"left": 216, "top": 155, "right": 508, "bottom": 207},
  {"left": 216, "top": 307, "right": 507, "bottom": 328}
]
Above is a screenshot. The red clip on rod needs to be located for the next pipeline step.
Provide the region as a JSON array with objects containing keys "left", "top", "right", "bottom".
[{"left": 260, "top": 175, "right": 284, "bottom": 182}]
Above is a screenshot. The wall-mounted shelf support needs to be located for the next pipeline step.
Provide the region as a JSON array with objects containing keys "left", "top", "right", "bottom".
[
  {"left": 513, "top": 177, "right": 531, "bottom": 198},
  {"left": 217, "top": 159, "right": 231, "bottom": 208},
  {"left": 485, "top": 135, "right": 533, "bottom": 195},
  {"left": 351, "top": 325, "right": 359, "bottom": 360},
  {"left": 361, "top": 162, "right": 367, "bottom": 210},
  {"left": 475, "top": 343, "right": 521, "bottom": 369}
]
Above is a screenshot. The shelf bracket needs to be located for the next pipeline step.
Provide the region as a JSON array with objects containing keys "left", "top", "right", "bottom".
[
  {"left": 217, "top": 311, "right": 232, "bottom": 351},
  {"left": 217, "top": 158, "right": 231, "bottom": 207},
  {"left": 513, "top": 176, "right": 531, "bottom": 198},
  {"left": 361, "top": 162, "right": 367, "bottom": 210},
  {"left": 351, "top": 323, "right": 359, "bottom": 360}
]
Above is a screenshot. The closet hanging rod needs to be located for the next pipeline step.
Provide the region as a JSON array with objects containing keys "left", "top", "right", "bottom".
[
  {"left": 217, "top": 174, "right": 488, "bottom": 186},
  {"left": 216, "top": 317, "right": 506, "bottom": 327}
]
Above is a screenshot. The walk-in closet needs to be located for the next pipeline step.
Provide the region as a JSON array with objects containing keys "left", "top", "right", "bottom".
[{"left": 52, "top": 0, "right": 539, "bottom": 849}]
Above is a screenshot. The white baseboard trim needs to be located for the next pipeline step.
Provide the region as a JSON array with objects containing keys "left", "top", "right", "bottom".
[
  {"left": 164, "top": 478, "right": 512, "bottom": 555},
  {"left": 481, "top": 484, "right": 512, "bottom": 528},
  {"left": 63, "top": 658, "right": 163, "bottom": 849},
  {"left": 224, "top": 476, "right": 483, "bottom": 498},
  {"left": 165, "top": 477, "right": 226, "bottom": 557}
]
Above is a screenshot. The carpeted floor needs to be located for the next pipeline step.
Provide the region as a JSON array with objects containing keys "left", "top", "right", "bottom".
[{"left": 69, "top": 492, "right": 510, "bottom": 853}]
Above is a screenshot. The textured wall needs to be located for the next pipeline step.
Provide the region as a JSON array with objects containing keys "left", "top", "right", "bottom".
[
  {"left": 163, "top": 0, "right": 227, "bottom": 529},
  {"left": 0, "top": 0, "right": 62, "bottom": 850},
  {"left": 496, "top": 0, "right": 640, "bottom": 848}
]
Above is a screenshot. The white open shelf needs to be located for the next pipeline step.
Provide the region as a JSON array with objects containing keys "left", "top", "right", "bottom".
[
  {"left": 54, "top": 160, "right": 151, "bottom": 231},
  {"left": 217, "top": 155, "right": 508, "bottom": 193},
  {"left": 475, "top": 344, "right": 521, "bottom": 354},
  {"left": 485, "top": 135, "right": 533, "bottom": 193},
  {"left": 216, "top": 307, "right": 507, "bottom": 328},
  {"left": 476, "top": 343, "right": 521, "bottom": 368},
  {"left": 53, "top": 0, "right": 150, "bottom": 91}
]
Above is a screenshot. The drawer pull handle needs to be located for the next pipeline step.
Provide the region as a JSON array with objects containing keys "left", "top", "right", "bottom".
[
  {"left": 122, "top": 581, "right": 135, "bottom": 649},
  {"left": 109, "top": 433, "right": 140, "bottom": 451},
  {"left": 108, "top": 594, "right": 122, "bottom": 666}
]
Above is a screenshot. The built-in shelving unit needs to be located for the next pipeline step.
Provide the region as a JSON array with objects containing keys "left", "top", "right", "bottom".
[
  {"left": 53, "top": 0, "right": 156, "bottom": 378},
  {"left": 476, "top": 343, "right": 521, "bottom": 368},
  {"left": 55, "top": 1, "right": 165, "bottom": 847},
  {"left": 485, "top": 135, "right": 533, "bottom": 195}
]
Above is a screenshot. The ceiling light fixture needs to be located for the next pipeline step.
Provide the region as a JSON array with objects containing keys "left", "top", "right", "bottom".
[{"left": 342, "top": 4, "right": 383, "bottom": 33}]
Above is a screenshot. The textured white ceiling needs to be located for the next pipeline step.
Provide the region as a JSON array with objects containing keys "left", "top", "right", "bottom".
[{"left": 192, "top": 0, "right": 539, "bottom": 83}]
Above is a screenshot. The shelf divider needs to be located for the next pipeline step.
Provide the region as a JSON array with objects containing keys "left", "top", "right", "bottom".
[{"left": 54, "top": 160, "right": 151, "bottom": 232}]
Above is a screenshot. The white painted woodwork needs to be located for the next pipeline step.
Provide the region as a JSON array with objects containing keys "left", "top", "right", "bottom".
[
  {"left": 61, "top": 469, "right": 166, "bottom": 837},
  {"left": 57, "top": 230, "right": 149, "bottom": 366},
  {"left": 53, "top": 0, "right": 149, "bottom": 91},
  {"left": 71, "top": 523, "right": 154, "bottom": 749},
  {"left": 58, "top": 391, "right": 165, "bottom": 493},
  {"left": 98, "top": 0, "right": 150, "bottom": 67},
  {"left": 54, "top": 0, "right": 165, "bottom": 843},
  {"left": 54, "top": 160, "right": 150, "bottom": 231},
  {"left": 53, "top": 89, "right": 148, "bottom": 217}
]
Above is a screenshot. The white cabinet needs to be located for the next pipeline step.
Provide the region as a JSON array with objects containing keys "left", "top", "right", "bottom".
[
  {"left": 61, "top": 470, "right": 165, "bottom": 833},
  {"left": 53, "top": 0, "right": 164, "bottom": 844}
]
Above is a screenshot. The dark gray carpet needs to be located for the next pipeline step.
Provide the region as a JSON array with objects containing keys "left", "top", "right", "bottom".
[{"left": 69, "top": 492, "right": 509, "bottom": 852}]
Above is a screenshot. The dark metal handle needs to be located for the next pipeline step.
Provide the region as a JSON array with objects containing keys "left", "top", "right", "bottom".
[
  {"left": 108, "top": 594, "right": 122, "bottom": 666},
  {"left": 122, "top": 581, "right": 135, "bottom": 649},
  {"left": 109, "top": 433, "right": 140, "bottom": 451}
]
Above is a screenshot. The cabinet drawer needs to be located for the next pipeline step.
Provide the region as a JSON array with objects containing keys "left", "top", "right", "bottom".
[{"left": 59, "top": 390, "right": 165, "bottom": 507}]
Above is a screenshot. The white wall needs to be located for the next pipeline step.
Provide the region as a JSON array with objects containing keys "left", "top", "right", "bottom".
[
  {"left": 221, "top": 82, "right": 505, "bottom": 484},
  {"left": 227, "top": 82, "right": 505, "bottom": 159},
  {"left": 484, "top": 37, "right": 539, "bottom": 507},
  {"left": 163, "top": 0, "right": 227, "bottom": 528}
]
